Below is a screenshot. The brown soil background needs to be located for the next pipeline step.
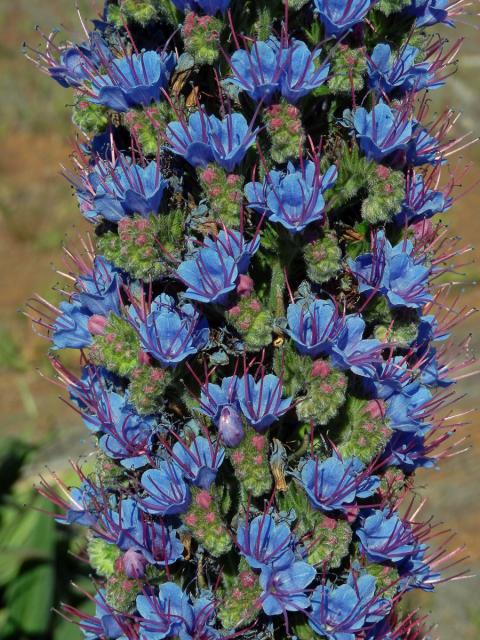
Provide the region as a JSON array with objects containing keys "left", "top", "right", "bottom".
[{"left": 0, "top": 2, "right": 478, "bottom": 636}]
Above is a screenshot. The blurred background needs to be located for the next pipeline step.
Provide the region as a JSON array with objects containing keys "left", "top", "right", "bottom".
[{"left": 0, "top": 1, "right": 479, "bottom": 638}]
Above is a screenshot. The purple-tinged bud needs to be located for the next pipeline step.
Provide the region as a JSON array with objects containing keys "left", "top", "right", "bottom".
[
  {"left": 218, "top": 405, "right": 244, "bottom": 447},
  {"left": 122, "top": 549, "right": 147, "bottom": 579},
  {"left": 87, "top": 314, "right": 107, "bottom": 335}
]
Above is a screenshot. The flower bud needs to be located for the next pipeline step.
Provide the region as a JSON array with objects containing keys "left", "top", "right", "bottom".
[{"left": 218, "top": 405, "right": 245, "bottom": 447}]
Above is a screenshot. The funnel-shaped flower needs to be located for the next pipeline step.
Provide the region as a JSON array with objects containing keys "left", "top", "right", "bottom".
[
  {"left": 76, "top": 257, "right": 122, "bottom": 316},
  {"left": 368, "top": 44, "right": 438, "bottom": 95},
  {"left": 52, "top": 301, "right": 93, "bottom": 349},
  {"left": 203, "top": 229, "right": 260, "bottom": 274},
  {"left": 89, "top": 50, "right": 176, "bottom": 111},
  {"left": 331, "top": 315, "right": 382, "bottom": 378},
  {"left": 286, "top": 298, "right": 343, "bottom": 357},
  {"left": 237, "top": 373, "right": 292, "bottom": 431},
  {"left": 140, "top": 461, "right": 191, "bottom": 516},
  {"left": 309, "top": 574, "right": 389, "bottom": 640},
  {"left": 82, "top": 156, "right": 168, "bottom": 222},
  {"left": 314, "top": 0, "right": 377, "bottom": 36},
  {"left": 237, "top": 514, "right": 296, "bottom": 571},
  {"left": 172, "top": 0, "right": 230, "bottom": 13},
  {"left": 165, "top": 110, "right": 219, "bottom": 167},
  {"left": 130, "top": 294, "right": 209, "bottom": 367},
  {"left": 300, "top": 454, "right": 379, "bottom": 513},
  {"left": 385, "top": 381, "right": 432, "bottom": 434},
  {"left": 209, "top": 112, "right": 259, "bottom": 172},
  {"left": 259, "top": 561, "right": 316, "bottom": 616},
  {"left": 353, "top": 102, "right": 413, "bottom": 162},
  {"left": 357, "top": 509, "right": 416, "bottom": 563},
  {"left": 396, "top": 172, "right": 452, "bottom": 225},
  {"left": 407, "top": 0, "right": 456, "bottom": 27},
  {"left": 177, "top": 248, "right": 238, "bottom": 305},
  {"left": 245, "top": 161, "right": 337, "bottom": 233},
  {"left": 172, "top": 435, "right": 225, "bottom": 489}
]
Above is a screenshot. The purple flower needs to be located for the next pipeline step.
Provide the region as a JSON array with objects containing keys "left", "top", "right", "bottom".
[
  {"left": 80, "top": 156, "right": 168, "bottom": 222},
  {"left": 137, "top": 585, "right": 217, "bottom": 640},
  {"left": 383, "top": 431, "right": 436, "bottom": 471},
  {"left": 198, "top": 375, "right": 241, "bottom": 422},
  {"left": 172, "top": 0, "right": 230, "bottom": 13},
  {"left": 237, "top": 514, "right": 296, "bottom": 571},
  {"left": 177, "top": 247, "right": 239, "bottom": 305},
  {"left": 204, "top": 229, "right": 260, "bottom": 274},
  {"left": 217, "top": 405, "right": 245, "bottom": 447},
  {"left": 130, "top": 294, "right": 209, "bottom": 367},
  {"left": 209, "top": 112, "right": 259, "bottom": 172},
  {"left": 406, "top": 121, "right": 442, "bottom": 166},
  {"left": 228, "top": 37, "right": 329, "bottom": 104},
  {"left": 171, "top": 435, "right": 225, "bottom": 489},
  {"left": 395, "top": 172, "right": 452, "bottom": 226},
  {"left": 245, "top": 161, "right": 337, "bottom": 233},
  {"left": 140, "top": 461, "right": 191, "bottom": 516},
  {"left": 81, "top": 591, "right": 126, "bottom": 640},
  {"left": 367, "top": 44, "right": 440, "bottom": 96},
  {"left": 314, "top": 0, "right": 377, "bottom": 37},
  {"left": 286, "top": 299, "right": 343, "bottom": 357},
  {"left": 300, "top": 454, "right": 379, "bottom": 513},
  {"left": 352, "top": 101, "right": 413, "bottom": 162},
  {"left": 331, "top": 315, "right": 383, "bottom": 378},
  {"left": 88, "top": 50, "right": 176, "bottom": 111},
  {"left": 309, "top": 574, "right": 389, "bottom": 640},
  {"left": 47, "top": 34, "right": 111, "bottom": 89},
  {"left": 237, "top": 373, "right": 292, "bottom": 431},
  {"left": 54, "top": 481, "right": 99, "bottom": 527},
  {"left": 356, "top": 509, "right": 416, "bottom": 563},
  {"left": 259, "top": 561, "right": 316, "bottom": 616}
]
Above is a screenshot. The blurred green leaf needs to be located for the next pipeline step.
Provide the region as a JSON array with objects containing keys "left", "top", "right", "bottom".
[{"left": 5, "top": 563, "right": 54, "bottom": 635}]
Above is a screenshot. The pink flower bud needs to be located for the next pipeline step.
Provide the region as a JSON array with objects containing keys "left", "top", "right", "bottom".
[
  {"left": 311, "top": 360, "right": 331, "bottom": 378},
  {"left": 195, "top": 490, "right": 212, "bottom": 510},
  {"left": 138, "top": 350, "right": 151, "bottom": 365},
  {"left": 236, "top": 274, "right": 254, "bottom": 297},
  {"left": 87, "top": 314, "right": 107, "bottom": 336},
  {"left": 365, "top": 399, "right": 385, "bottom": 419},
  {"left": 122, "top": 549, "right": 147, "bottom": 579}
]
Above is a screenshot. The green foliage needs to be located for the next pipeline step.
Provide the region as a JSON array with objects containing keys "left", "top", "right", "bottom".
[
  {"left": 183, "top": 13, "right": 223, "bottom": 66},
  {"left": 230, "top": 427, "right": 272, "bottom": 497},
  {"left": 376, "top": 0, "right": 411, "bottom": 16},
  {"left": 296, "top": 361, "right": 347, "bottom": 427},
  {"left": 328, "top": 47, "right": 367, "bottom": 94},
  {"left": 72, "top": 102, "right": 109, "bottom": 136},
  {"left": 218, "top": 567, "right": 262, "bottom": 629},
  {"left": 128, "top": 364, "right": 173, "bottom": 414},
  {"left": 182, "top": 488, "right": 232, "bottom": 557},
  {"left": 265, "top": 101, "right": 305, "bottom": 164},
  {"left": 91, "top": 313, "right": 141, "bottom": 377},
  {"left": 87, "top": 536, "right": 120, "bottom": 578},
  {"left": 227, "top": 296, "right": 273, "bottom": 351},
  {"left": 362, "top": 166, "right": 405, "bottom": 224},
  {"left": 198, "top": 165, "right": 244, "bottom": 227},
  {"left": 304, "top": 232, "right": 342, "bottom": 284},
  {"left": 338, "top": 397, "right": 392, "bottom": 465}
]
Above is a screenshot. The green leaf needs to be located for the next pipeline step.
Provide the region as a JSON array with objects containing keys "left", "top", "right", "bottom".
[{"left": 5, "top": 562, "right": 54, "bottom": 634}]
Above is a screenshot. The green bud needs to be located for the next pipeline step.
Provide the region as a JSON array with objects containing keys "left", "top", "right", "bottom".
[
  {"left": 296, "top": 361, "right": 347, "bottom": 426},
  {"left": 283, "top": 0, "right": 310, "bottom": 10},
  {"left": 273, "top": 339, "right": 311, "bottom": 398},
  {"left": 198, "top": 165, "right": 244, "bottom": 227},
  {"left": 230, "top": 427, "right": 272, "bottom": 497},
  {"left": 328, "top": 46, "right": 366, "bottom": 94},
  {"left": 305, "top": 514, "right": 352, "bottom": 568},
  {"left": 182, "top": 488, "right": 232, "bottom": 557},
  {"left": 125, "top": 103, "right": 177, "bottom": 156},
  {"left": 363, "top": 562, "right": 399, "bottom": 599},
  {"left": 374, "top": 320, "right": 419, "bottom": 347},
  {"left": 304, "top": 232, "right": 342, "bottom": 284},
  {"left": 362, "top": 165, "right": 405, "bottom": 225},
  {"left": 228, "top": 298, "right": 273, "bottom": 352},
  {"left": 218, "top": 568, "right": 262, "bottom": 630},
  {"left": 87, "top": 536, "right": 120, "bottom": 577},
  {"left": 72, "top": 101, "right": 109, "bottom": 135},
  {"left": 376, "top": 0, "right": 410, "bottom": 15},
  {"left": 119, "top": 0, "right": 158, "bottom": 24},
  {"left": 128, "top": 364, "right": 172, "bottom": 415},
  {"left": 90, "top": 313, "right": 141, "bottom": 378},
  {"left": 183, "top": 12, "right": 223, "bottom": 66},
  {"left": 338, "top": 397, "right": 392, "bottom": 465},
  {"left": 105, "top": 573, "right": 141, "bottom": 613},
  {"left": 265, "top": 101, "right": 305, "bottom": 164}
]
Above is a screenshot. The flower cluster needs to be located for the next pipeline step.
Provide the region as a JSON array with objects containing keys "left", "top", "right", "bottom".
[{"left": 29, "top": 1, "right": 475, "bottom": 638}]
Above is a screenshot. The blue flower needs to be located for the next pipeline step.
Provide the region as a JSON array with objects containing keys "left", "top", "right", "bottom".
[
  {"left": 331, "top": 315, "right": 383, "bottom": 378},
  {"left": 99, "top": 399, "right": 156, "bottom": 469},
  {"left": 245, "top": 161, "right": 337, "bottom": 233},
  {"left": 259, "top": 561, "right": 316, "bottom": 616},
  {"left": 398, "top": 544, "right": 440, "bottom": 591},
  {"left": 356, "top": 509, "right": 416, "bottom": 563},
  {"left": 198, "top": 375, "right": 240, "bottom": 423},
  {"left": 81, "top": 591, "right": 126, "bottom": 640},
  {"left": 237, "top": 514, "right": 296, "bottom": 571},
  {"left": 172, "top": 0, "right": 230, "bottom": 14},
  {"left": 209, "top": 112, "right": 259, "bottom": 172},
  {"left": 407, "top": 0, "right": 455, "bottom": 27},
  {"left": 75, "top": 257, "right": 122, "bottom": 316},
  {"left": 367, "top": 44, "right": 439, "bottom": 95},
  {"left": 172, "top": 436, "right": 225, "bottom": 489},
  {"left": 309, "top": 574, "right": 389, "bottom": 640},
  {"left": 314, "top": 0, "right": 377, "bottom": 37},
  {"left": 237, "top": 373, "right": 292, "bottom": 431},
  {"left": 137, "top": 585, "right": 217, "bottom": 640},
  {"left": 55, "top": 481, "right": 99, "bottom": 527},
  {"left": 177, "top": 247, "right": 239, "bottom": 305},
  {"left": 286, "top": 298, "right": 343, "bottom": 357},
  {"left": 406, "top": 122, "right": 442, "bottom": 166},
  {"left": 349, "top": 232, "right": 432, "bottom": 309},
  {"left": 300, "top": 454, "right": 379, "bottom": 513},
  {"left": 228, "top": 37, "right": 329, "bottom": 104},
  {"left": 166, "top": 110, "right": 219, "bottom": 168},
  {"left": 48, "top": 34, "right": 111, "bottom": 89},
  {"left": 52, "top": 301, "right": 93, "bottom": 349},
  {"left": 130, "top": 294, "right": 209, "bottom": 367},
  {"left": 385, "top": 381, "right": 432, "bottom": 434},
  {"left": 395, "top": 172, "right": 452, "bottom": 226},
  {"left": 89, "top": 50, "right": 176, "bottom": 112},
  {"left": 82, "top": 156, "right": 168, "bottom": 222},
  {"left": 383, "top": 431, "right": 436, "bottom": 471},
  {"left": 140, "top": 462, "right": 191, "bottom": 515},
  {"left": 203, "top": 229, "right": 260, "bottom": 274},
  {"left": 352, "top": 101, "right": 413, "bottom": 162}
]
